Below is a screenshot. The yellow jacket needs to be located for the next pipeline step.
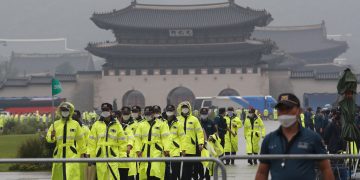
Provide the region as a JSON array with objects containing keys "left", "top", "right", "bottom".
[
  {"left": 224, "top": 115, "right": 243, "bottom": 152},
  {"left": 176, "top": 101, "right": 205, "bottom": 155},
  {"left": 118, "top": 119, "right": 138, "bottom": 176},
  {"left": 46, "top": 102, "right": 86, "bottom": 180},
  {"left": 167, "top": 119, "right": 185, "bottom": 157},
  {"left": 88, "top": 117, "right": 127, "bottom": 180},
  {"left": 244, "top": 116, "right": 265, "bottom": 139},
  {"left": 134, "top": 119, "right": 171, "bottom": 180}
]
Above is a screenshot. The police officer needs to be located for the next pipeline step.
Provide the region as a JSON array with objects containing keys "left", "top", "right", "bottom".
[
  {"left": 273, "top": 108, "right": 278, "bottom": 121},
  {"left": 177, "top": 101, "right": 204, "bottom": 180},
  {"left": 164, "top": 105, "right": 185, "bottom": 180},
  {"left": 132, "top": 106, "right": 144, "bottom": 124},
  {"left": 244, "top": 108, "right": 265, "bottom": 165},
  {"left": 88, "top": 103, "right": 129, "bottom": 180},
  {"left": 118, "top": 106, "right": 137, "bottom": 180},
  {"left": 153, "top": 105, "right": 170, "bottom": 180},
  {"left": 46, "top": 102, "right": 86, "bottom": 180},
  {"left": 256, "top": 93, "right": 334, "bottom": 180},
  {"left": 72, "top": 110, "right": 91, "bottom": 180},
  {"left": 304, "top": 107, "right": 315, "bottom": 130},
  {"left": 241, "top": 108, "right": 247, "bottom": 121},
  {"left": 263, "top": 109, "right": 269, "bottom": 121},
  {"left": 0, "top": 114, "right": 4, "bottom": 133},
  {"left": 224, "top": 107, "right": 243, "bottom": 165},
  {"left": 134, "top": 106, "right": 170, "bottom": 180},
  {"left": 153, "top": 105, "right": 164, "bottom": 121}
]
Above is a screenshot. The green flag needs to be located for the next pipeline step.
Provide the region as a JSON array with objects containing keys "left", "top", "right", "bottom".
[{"left": 52, "top": 78, "right": 62, "bottom": 96}]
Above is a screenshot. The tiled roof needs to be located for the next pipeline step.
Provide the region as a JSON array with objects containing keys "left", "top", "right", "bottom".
[
  {"left": 91, "top": 1, "right": 272, "bottom": 29},
  {"left": 10, "top": 52, "right": 95, "bottom": 76},
  {"left": 0, "top": 74, "right": 77, "bottom": 88},
  {"left": 3, "top": 78, "right": 29, "bottom": 87},
  {"left": 86, "top": 40, "right": 272, "bottom": 58},
  {"left": 290, "top": 64, "right": 357, "bottom": 81},
  {"left": 253, "top": 21, "right": 348, "bottom": 55}
]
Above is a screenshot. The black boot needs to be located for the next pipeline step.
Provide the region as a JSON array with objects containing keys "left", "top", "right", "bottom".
[
  {"left": 247, "top": 153, "right": 253, "bottom": 165},
  {"left": 253, "top": 153, "right": 258, "bottom": 165},
  {"left": 231, "top": 152, "right": 236, "bottom": 165},
  {"left": 224, "top": 152, "right": 230, "bottom": 165}
]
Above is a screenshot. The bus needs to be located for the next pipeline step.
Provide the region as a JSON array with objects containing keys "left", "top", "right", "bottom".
[{"left": 194, "top": 96, "right": 277, "bottom": 113}]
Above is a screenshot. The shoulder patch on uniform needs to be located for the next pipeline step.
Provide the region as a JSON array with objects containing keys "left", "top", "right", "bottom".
[
  {"left": 155, "top": 126, "right": 160, "bottom": 130},
  {"left": 70, "top": 128, "right": 75, "bottom": 132},
  {"left": 173, "top": 126, "right": 177, "bottom": 129},
  {"left": 111, "top": 129, "right": 116, "bottom": 133},
  {"left": 189, "top": 122, "right": 193, "bottom": 124}
]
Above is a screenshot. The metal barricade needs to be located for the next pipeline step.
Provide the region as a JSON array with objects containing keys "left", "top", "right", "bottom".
[
  {"left": 219, "top": 154, "right": 360, "bottom": 161},
  {"left": 0, "top": 157, "right": 227, "bottom": 180},
  {"left": 218, "top": 154, "right": 360, "bottom": 179}
]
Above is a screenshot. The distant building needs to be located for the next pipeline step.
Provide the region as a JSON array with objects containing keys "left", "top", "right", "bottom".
[
  {"left": 0, "top": 2, "right": 354, "bottom": 110},
  {"left": 86, "top": 1, "right": 273, "bottom": 107},
  {"left": 9, "top": 52, "right": 95, "bottom": 76},
  {"left": 253, "top": 21, "right": 348, "bottom": 64}
]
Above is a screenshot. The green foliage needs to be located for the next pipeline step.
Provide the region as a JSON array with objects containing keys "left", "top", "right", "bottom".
[
  {"left": 9, "top": 136, "right": 53, "bottom": 171},
  {"left": 3, "top": 119, "right": 47, "bottom": 135},
  {"left": 0, "top": 134, "right": 38, "bottom": 171}
]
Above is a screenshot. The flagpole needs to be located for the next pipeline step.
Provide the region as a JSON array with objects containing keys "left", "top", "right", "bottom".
[
  {"left": 51, "top": 77, "right": 55, "bottom": 136},
  {"left": 52, "top": 94, "right": 55, "bottom": 125},
  {"left": 50, "top": 77, "right": 62, "bottom": 136}
]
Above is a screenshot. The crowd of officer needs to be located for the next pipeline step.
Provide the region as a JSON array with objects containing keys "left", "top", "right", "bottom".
[
  {"left": 45, "top": 101, "right": 268, "bottom": 180},
  {"left": 0, "top": 110, "right": 98, "bottom": 134}
]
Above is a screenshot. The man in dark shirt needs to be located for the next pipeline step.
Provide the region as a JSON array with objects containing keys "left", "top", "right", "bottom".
[
  {"left": 314, "top": 108, "right": 324, "bottom": 137},
  {"left": 199, "top": 108, "right": 217, "bottom": 139},
  {"left": 214, "top": 108, "right": 227, "bottom": 147},
  {"left": 256, "top": 93, "right": 334, "bottom": 180},
  {"left": 324, "top": 109, "right": 346, "bottom": 154},
  {"left": 198, "top": 107, "right": 217, "bottom": 179}
]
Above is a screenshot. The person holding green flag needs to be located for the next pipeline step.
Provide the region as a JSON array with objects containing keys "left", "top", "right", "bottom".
[
  {"left": 46, "top": 102, "right": 86, "bottom": 180},
  {"left": 51, "top": 77, "right": 63, "bottom": 124}
]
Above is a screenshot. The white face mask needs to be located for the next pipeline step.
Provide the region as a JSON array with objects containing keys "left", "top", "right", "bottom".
[
  {"left": 123, "top": 115, "right": 130, "bottom": 121},
  {"left": 145, "top": 115, "right": 153, "bottom": 121},
  {"left": 182, "top": 108, "right": 189, "bottom": 114},
  {"left": 200, "top": 115, "right": 208, "bottom": 120},
  {"left": 154, "top": 114, "right": 161, "bottom": 118},
  {"left": 131, "top": 113, "right": 139, "bottom": 119},
  {"left": 278, "top": 115, "right": 297, "bottom": 128},
  {"left": 166, "top": 111, "right": 175, "bottom": 116},
  {"left": 61, "top": 111, "right": 70, "bottom": 118},
  {"left": 101, "top": 111, "right": 111, "bottom": 118}
]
